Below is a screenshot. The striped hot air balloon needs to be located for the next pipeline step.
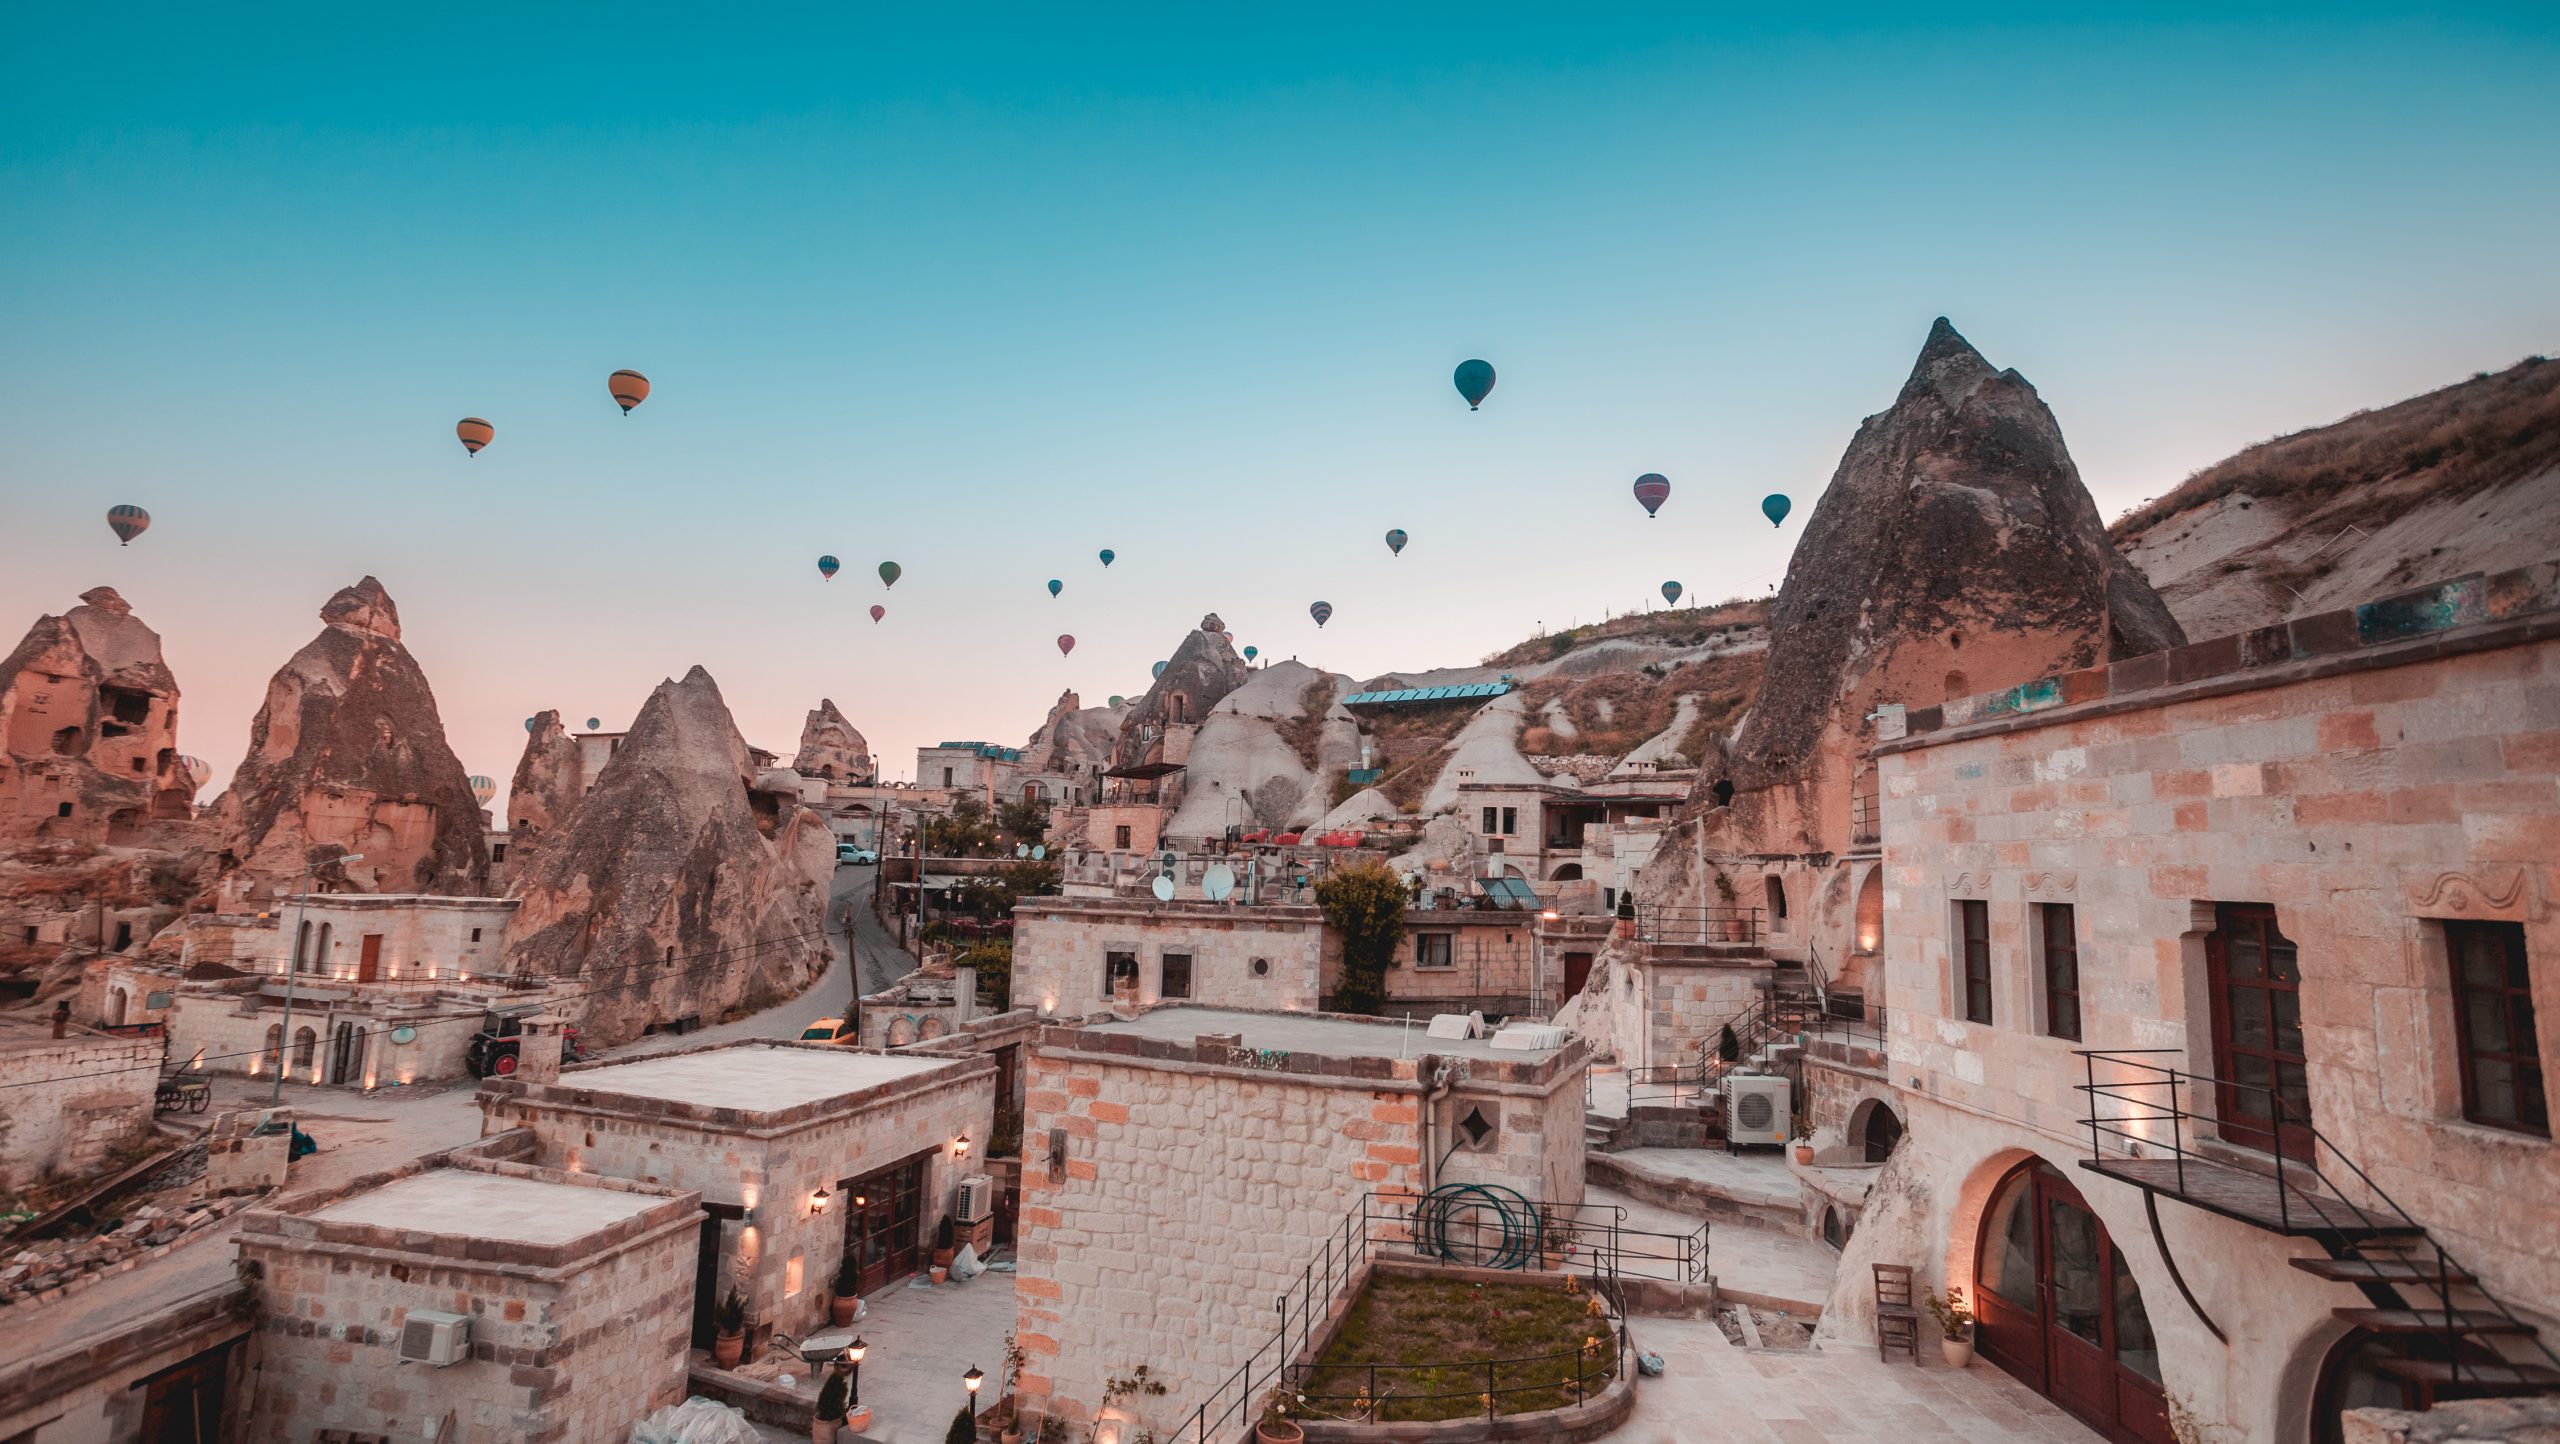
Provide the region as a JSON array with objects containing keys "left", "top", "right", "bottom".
[
  {"left": 106, "top": 505, "right": 151, "bottom": 545},
  {"left": 467, "top": 775, "right": 497, "bottom": 806},
  {"left": 1309, "top": 600, "right": 1333, "bottom": 628},
  {"left": 177, "top": 755, "right": 209, "bottom": 787},
  {"left": 586, "top": 717, "right": 601, "bottom": 731},
  {"left": 608, "top": 369, "right": 650, "bottom": 414},
  {"left": 457, "top": 418, "right": 494, "bottom": 455},
  {"left": 1632, "top": 473, "right": 1671, "bottom": 518},
  {"left": 1661, "top": 581, "right": 1683, "bottom": 606},
  {"left": 818, "top": 555, "right": 840, "bottom": 580},
  {"left": 1385, "top": 528, "right": 1407, "bottom": 557}
]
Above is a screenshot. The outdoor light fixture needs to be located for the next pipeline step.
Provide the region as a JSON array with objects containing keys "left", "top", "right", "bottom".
[
  {"left": 953, "top": 1131, "right": 971, "bottom": 1158},
  {"left": 1540, "top": 909, "right": 1560, "bottom": 922},
  {"left": 809, "top": 1189, "right": 830, "bottom": 1216},
  {"left": 964, "top": 1364, "right": 985, "bottom": 1418}
]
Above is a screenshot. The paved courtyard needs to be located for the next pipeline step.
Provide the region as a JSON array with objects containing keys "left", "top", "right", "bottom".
[
  {"left": 1610, "top": 1315, "right": 2101, "bottom": 1444},
  {"left": 843, "top": 1266, "right": 1019, "bottom": 1443}
]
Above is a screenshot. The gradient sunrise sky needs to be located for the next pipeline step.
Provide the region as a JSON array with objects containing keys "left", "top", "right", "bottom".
[{"left": 5, "top": 5, "right": 2556, "bottom": 809}]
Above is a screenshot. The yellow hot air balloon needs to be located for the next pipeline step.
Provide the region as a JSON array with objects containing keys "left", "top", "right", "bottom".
[
  {"left": 456, "top": 417, "right": 494, "bottom": 455},
  {"left": 609, "top": 370, "right": 650, "bottom": 414}
]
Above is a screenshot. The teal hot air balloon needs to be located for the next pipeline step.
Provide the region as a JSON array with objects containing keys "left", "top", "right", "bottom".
[
  {"left": 524, "top": 717, "right": 539, "bottom": 733},
  {"left": 1099, "top": 549, "right": 1115, "bottom": 567},
  {"left": 1453, "top": 359, "right": 1495, "bottom": 410},
  {"left": 467, "top": 774, "right": 497, "bottom": 806},
  {"left": 1633, "top": 474, "right": 1671, "bottom": 518},
  {"left": 107, "top": 505, "right": 151, "bottom": 545},
  {"left": 1048, "top": 579, "right": 1063, "bottom": 598},
  {"left": 1243, "top": 645, "right": 1257, "bottom": 661},
  {"left": 1152, "top": 661, "right": 1168, "bottom": 679},
  {"left": 1309, "top": 600, "right": 1333, "bottom": 628},
  {"left": 817, "top": 555, "right": 840, "bottom": 581},
  {"left": 1761, "top": 493, "right": 1792, "bottom": 528},
  {"left": 1108, "top": 695, "right": 1125, "bottom": 707},
  {"left": 586, "top": 717, "right": 601, "bottom": 730},
  {"left": 1661, "top": 581, "right": 1683, "bottom": 606},
  {"left": 1385, "top": 528, "right": 1407, "bottom": 557},
  {"left": 878, "top": 561, "right": 902, "bottom": 588}
]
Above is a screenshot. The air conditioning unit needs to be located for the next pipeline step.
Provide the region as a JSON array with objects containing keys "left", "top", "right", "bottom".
[
  {"left": 397, "top": 1309, "right": 472, "bottom": 1367},
  {"left": 1722, "top": 1075, "right": 1791, "bottom": 1150},
  {"left": 955, "top": 1172, "right": 995, "bottom": 1225}
]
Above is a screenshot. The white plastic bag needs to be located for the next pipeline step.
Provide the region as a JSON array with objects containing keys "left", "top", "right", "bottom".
[
  {"left": 627, "top": 1395, "right": 762, "bottom": 1444},
  {"left": 949, "top": 1241, "right": 985, "bottom": 1282}
]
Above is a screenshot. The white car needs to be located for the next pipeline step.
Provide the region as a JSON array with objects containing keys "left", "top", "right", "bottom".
[{"left": 835, "top": 845, "right": 880, "bottom": 865}]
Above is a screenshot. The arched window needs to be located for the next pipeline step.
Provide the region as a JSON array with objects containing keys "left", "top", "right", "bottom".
[
  {"left": 1763, "top": 876, "right": 1788, "bottom": 930},
  {"left": 294, "top": 920, "right": 312, "bottom": 973},
  {"left": 292, "top": 1026, "right": 318, "bottom": 1070},
  {"left": 312, "top": 922, "right": 333, "bottom": 973},
  {"left": 1860, "top": 1103, "right": 1903, "bottom": 1162},
  {"left": 264, "top": 1024, "right": 284, "bottom": 1073},
  {"left": 106, "top": 988, "right": 129, "bottom": 1026},
  {"left": 1854, "top": 867, "right": 1884, "bottom": 954},
  {"left": 1820, "top": 1206, "right": 1844, "bottom": 1249}
]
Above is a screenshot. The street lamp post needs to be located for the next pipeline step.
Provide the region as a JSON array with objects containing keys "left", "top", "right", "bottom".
[
  {"left": 272, "top": 851, "right": 362, "bottom": 1106},
  {"left": 847, "top": 1335, "right": 867, "bottom": 1413},
  {"left": 963, "top": 1364, "right": 985, "bottom": 1419}
]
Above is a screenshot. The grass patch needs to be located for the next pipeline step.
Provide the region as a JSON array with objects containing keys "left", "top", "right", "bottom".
[{"left": 1296, "top": 1273, "right": 1618, "bottom": 1423}]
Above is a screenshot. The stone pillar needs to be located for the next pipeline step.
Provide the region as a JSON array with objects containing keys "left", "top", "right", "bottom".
[
  {"left": 515, "top": 1013, "right": 567, "bottom": 1084},
  {"left": 954, "top": 965, "right": 978, "bottom": 1024}
]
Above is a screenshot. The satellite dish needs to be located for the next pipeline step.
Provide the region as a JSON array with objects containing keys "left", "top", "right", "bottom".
[
  {"left": 1203, "top": 864, "right": 1236, "bottom": 902},
  {"left": 388, "top": 1025, "right": 418, "bottom": 1045},
  {"left": 1150, "top": 874, "right": 1176, "bottom": 902},
  {"left": 1015, "top": 844, "right": 1029, "bottom": 858},
  {"left": 1031, "top": 844, "right": 1046, "bottom": 860}
]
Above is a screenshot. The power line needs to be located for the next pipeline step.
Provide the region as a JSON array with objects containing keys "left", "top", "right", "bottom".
[{"left": 9, "top": 925, "right": 836, "bottom": 1093}]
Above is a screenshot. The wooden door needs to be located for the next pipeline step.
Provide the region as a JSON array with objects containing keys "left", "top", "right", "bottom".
[
  {"left": 2044, "top": 1187, "right": 2117, "bottom": 1422},
  {"left": 357, "top": 933, "right": 383, "bottom": 983},
  {"left": 329, "top": 1021, "right": 364, "bottom": 1085},
  {"left": 1562, "top": 952, "right": 1594, "bottom": 998},
  {"left": 2206, "top": 904, "right": 2312, "bottom": 1157},
  {"left": 1976, "top": 1162, "right": 2173, "bottom": 1444},
  {"left": 136, "top": 1339, "right": 233, "bottom": 1442},
  {"left": 844, "top": 1154, "right": 927, "bottom": 1292},
  {"left": 692, "top": 1214, "right": 724, "bottom": 1348}
]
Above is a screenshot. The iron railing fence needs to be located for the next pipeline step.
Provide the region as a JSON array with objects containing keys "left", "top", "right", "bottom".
[
  {"left": 2075, "top": 1048, "right": 2560, "bottom": 1391},
  {"left": 1632, "top": 905, "right": 1763, "bottom": 946}
]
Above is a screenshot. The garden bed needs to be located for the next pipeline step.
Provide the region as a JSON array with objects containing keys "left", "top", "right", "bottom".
[{"left": 1293, "top": 1271, "right": 1619, "bottom": 1424}]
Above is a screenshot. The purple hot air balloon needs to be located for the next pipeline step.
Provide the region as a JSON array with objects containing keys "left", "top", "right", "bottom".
[
  {"left": 1632, "top": 474, "right": 1671, "bottom": 518},
  {"left": 1057, "top": 633, "right": 1076, "bottom": 657},
  {"left": 870, "top": 604, "right": 886, "bottom": 624},
  {"left": 1309, "top": 600, "right": 1334, "bottom": 628}
]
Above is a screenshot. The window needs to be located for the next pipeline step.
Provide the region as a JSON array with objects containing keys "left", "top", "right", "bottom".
[
  {"left": 490, "top": 843, "right": 507, "bottom": 863},
  {"left": 2039, "top": 904, "right": 2081, "bottom": 1041},
  {"left": 1114, "top": 824, "right": 1132, "bottom": 849},
  {"left": 1957, "top": 900, "right": 1993, "bottom": 1024},
  {"left": 1415, "top": 933, "right": 1454, "bottom": 970},
  {"left": 1105, "top": 950, "right": 1137, "bottom": 998},
  {"left": 56, "top": 802, "right": 73, "bottom": 817},
  {"left": 2447, "top": 921, "right": 2546, "bottom": 1135},
  {"left": 1764, "top": 876, "right": 1788, "bottom": 928},
  {"left": 785, "top": 1254, "right": 804, "bottom": 1298},
  {"left": 1481, "top": 806, "right": 1499, "bottom": 834},
  {"left": 1501, "top": 807, "right": 1518, "bottom": 835},
  {"left": 1160, "top": 952, "right": 1193, "bottom": 999},
  {"left": 942, "top": 767, "right": 954, "bottom": 787},
  {"left": 292, "top": 1027, "right": 318, "bottom": 1070},
  {"left": 469, "top": 927, "right": 483, "bottom": 943}
]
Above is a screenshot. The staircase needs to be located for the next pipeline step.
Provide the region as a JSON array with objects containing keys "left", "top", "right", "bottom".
[{"left": 2078, "top": 1050, "right": 2559, "bottom": 1401}]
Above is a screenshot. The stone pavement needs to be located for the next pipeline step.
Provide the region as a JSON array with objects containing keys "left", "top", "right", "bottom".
[
  {"left": 843, "top": 1266, "right": 1019, "bottom": 1444},
  {"left": 1609, "top": 1315, "right": 2101, "bottom": 1444},
  {"left": 1588, "top": 1184, "right": 1838, "bottom": 1312}
]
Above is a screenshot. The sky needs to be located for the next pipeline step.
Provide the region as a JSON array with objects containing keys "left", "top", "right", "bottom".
[{"left": 5, "top": 4, "right": 2557, "bottom": 810}]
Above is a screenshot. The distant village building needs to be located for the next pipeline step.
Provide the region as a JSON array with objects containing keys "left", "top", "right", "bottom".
[{"left": 0, "top": 1015, "right": 158, "bottom": 1195}]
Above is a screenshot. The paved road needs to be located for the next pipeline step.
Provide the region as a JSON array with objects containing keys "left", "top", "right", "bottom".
[{"left": 613, "top": 863, "right": 917, "bottom": 1057}]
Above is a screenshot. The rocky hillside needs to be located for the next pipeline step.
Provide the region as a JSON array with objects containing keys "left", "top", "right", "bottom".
[{"left": 2113, "top": 353, "right": 2560, "bottom": 638}]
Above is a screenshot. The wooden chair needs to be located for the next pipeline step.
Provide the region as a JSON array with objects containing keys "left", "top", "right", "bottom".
[{"left": 1873, "top": 1262, "right": 1922, "bottom": 1363}]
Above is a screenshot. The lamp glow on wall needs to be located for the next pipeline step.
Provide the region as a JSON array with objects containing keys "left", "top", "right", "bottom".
[
  {"left": 809, "top": 1188, "right": 831, "bottom": 1217},
  {"left": 952, "top": 1131, "right": 971, "bottom": 1159}
]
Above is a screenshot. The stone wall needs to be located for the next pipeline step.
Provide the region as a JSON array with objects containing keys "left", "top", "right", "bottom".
[
  {"left": 0, "top": 1027, "right": 159, "bottom": 1193},
  {"left": 272, "top": 892, "right": 517, "bottom": 982},
  {"left": 1384, "top": 912, "right": 1544, "bottom": 1013},
  {"left": 1012, "top": 899, "right": 1328, "bottom": 1014},
  {"left": 0, "top": 1283, "right": 251, "bottom": 1441}
]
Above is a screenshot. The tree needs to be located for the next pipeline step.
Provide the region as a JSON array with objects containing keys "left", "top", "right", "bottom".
[
  {"left": 996, "top": 795, "right": 1052, "bottom": 845},
  {"left": 1316, "top": 859, "right": 1408, "bottom": 1015},
  {"left": 923, "top": 794, "right": 1003, "bottom": 857},
  {"left": 947, "top": 1403, "right": 978, "bottom": 1444}
]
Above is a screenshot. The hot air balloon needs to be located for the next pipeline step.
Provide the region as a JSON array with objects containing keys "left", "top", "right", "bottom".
[
  {"left": 106, "top": 505, "right": 151, "bottom": 545},
  {"left": 177, "top": 755, "right": 208, "bottom": 782},
  {"left": 467, "top": 775, "right": 497, "bottom": 806},
  {"left": 1099, "top": 549, "right": 1116, "bottom": 567},
  {"left": 1453, "top": 359, "right": 1495, "bottom": 410},
  {"left": 878, "top": 561, "right": 902, "bottom": 588},
  {"left": 525, "top": 717, "right": 539, "bottom": 733},
  {"left": 1047, "top": 579, "right": 1063, "bottom": 598},
  {"left": 1385, "top": 528, "right": 1407, "bottom": 557},
  {"left": 818, "top": 555, "right": 841, "bottom": 581},
  {"left": 1056, "top": 634, "right": 1076, "bottom": 657},
  {"left": 1661, "top": 581, "right": 1683, "bottom": 606},
  {"left": 1243, "top": 645, "right": 1258, "bottom": 662},
  {"left": 1152, "top": 661, "right": 1168, "bottom": 679},
  {"left": 869, "top": 605, "right": 885, "bottom": 624},
  {"left": 1309, "top": 601, "right": 1334, "bottom": 628},
  {"left": 586, "top": 718, "right": 601, "bottom": 730},
  {"left": 608, "top": 370, "right": 650, "bottom": 414},
  {"left": 1761, "top": 493, "right": 1792, "bottom": 528},
  {"left": 457, "top": 418, "right": 494, "bottom": 456},
  {"left": 1108, "top": 695, "right": 1125, "bottom": 707},
  {"left": 1632, "top": 473, "right": 1671, "bottom": 518}
]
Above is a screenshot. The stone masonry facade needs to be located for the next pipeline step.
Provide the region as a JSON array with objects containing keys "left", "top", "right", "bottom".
[{"left": 1012, "top": 898, "right": 1331, "bottom": 1014}]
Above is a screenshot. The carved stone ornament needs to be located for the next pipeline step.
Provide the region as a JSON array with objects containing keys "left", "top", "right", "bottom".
[{"left": 2405, "top": 868, "right": 2532, "bottom": 921}]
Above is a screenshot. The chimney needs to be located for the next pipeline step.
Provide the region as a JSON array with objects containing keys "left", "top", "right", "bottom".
[{"left": 515, "top": 1013, "right": 567, "bottom": 1084}]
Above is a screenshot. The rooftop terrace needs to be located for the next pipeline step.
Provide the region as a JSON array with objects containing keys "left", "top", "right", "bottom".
[
  {"left": 559, "top": 1042, "right": 956, "bottom": 1113},
  {"left": 309, "top": 1167, "right": 662, "bottom": 1246},
  {"left": 1082, "top": 1004, "right": 1566, "bottom": 1063}
]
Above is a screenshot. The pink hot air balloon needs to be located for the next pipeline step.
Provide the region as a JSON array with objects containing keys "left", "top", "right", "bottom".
[
  {"left": 1632, "top": 473, "right": 1671, "bottom": 518},
  {"left": 1056, "top": 633, "right": 1076, "bottom": 657},
  {"left": 869, "top": 604, "right": 886, "bottom": 624}
]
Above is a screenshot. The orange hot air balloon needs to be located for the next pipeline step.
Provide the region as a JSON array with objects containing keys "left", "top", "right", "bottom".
[
  {"left": 608, "top": 370, "right": 650, "bottom": 414},
  {"left": 456, "top": 417, "right": 495, "bottom": 455}
]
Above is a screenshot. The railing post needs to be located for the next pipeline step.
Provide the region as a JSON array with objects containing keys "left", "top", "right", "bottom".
[
  {"left": 2271, "top": 1082, "right": 2290, "bottom": 1232},
  {"left": 2169, "top": 1071, "right": 2186, "bottom": 1196},
  {"left": 1486, "top": 1359, "right": 1497, "bottom": 1420}
]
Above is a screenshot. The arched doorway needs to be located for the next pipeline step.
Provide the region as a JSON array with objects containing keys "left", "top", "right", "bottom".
[
  {"left": 1854, "top": 867, "right": 1884, "bottom": 954},
  {"left": 1763, "top": 875, "right": 1788, "bottom": 932},
  {"left": 1851, "top": 1099, "right": 1903, "bottom": 1163},
  {"left": 106, "top": 987, "right": 129, "bottom": 1026},
  {"left": 1975, "top": 1159, "right": 2171, "bottom": 1444},
  {"left": 1548, "top": 862, "right": 1584, "bottom": 882}
]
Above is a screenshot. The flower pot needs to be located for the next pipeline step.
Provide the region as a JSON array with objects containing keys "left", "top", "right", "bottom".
[
  {"left": 1793, "top": 1144, "right": 1814, "bottom": 1165},
  {"left": 812, "top": 1419, "right": 840, "bottom": 1444},
  {"left": 830, "top": 1293, "right": 860, "bottom": 1327},
  {"left": 1257, "top": 1420, "right": 1305, "bottom": 1444},
  {"left": 999, "top": 1423, "right": 1024, "bottom": 1444},
  {"left": 1942, "top": 1335, "right": 1975, "bottom": 1368},
  {"left": 933, "top": 1246, "right": 956, "bottom": 1268},
  {"left": 713, "top": 1331, "right": 745, "bottom": 1369},
  {"left": 844, "top": 1405, "right": 874, "bottom": 1433},
  {"left": 930, "top": 1265, "right": 949, "bottom": 1284}
]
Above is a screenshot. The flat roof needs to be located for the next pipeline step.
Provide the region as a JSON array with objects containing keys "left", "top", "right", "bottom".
[
  {"left": 1083, "top": 1005, "right": 1563, "bottom": 1062},
  {"left": 564, "top": 1044, "right": 954, "bottom": 1112},
  {"left": 310, "top": 1168, "right": 659, "bottom": 1246},
  {"left": 1340, "top": 682, "right": 1513, "bottom": 707}
]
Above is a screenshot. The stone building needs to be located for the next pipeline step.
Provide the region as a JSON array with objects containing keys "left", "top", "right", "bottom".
[
  {"left": 1012, "top": 896, "right": 1334, "bottom": 1015},
  {"left": 1011, "top": 1005, "right": 1588, "bottom": 1434},
  {"left": 1823, "top": 562, "right": 2560, "bottom": 1444},
  {"left": 0, "top": 586, "right": 194, "bottom": 846},
  {"left": 477, "top": 1039, "right": 996, "bottom": 1353},
  {"left": 235, "top": 1136, "right": 700, "bottom": 1444},
  {"left": 0, "top": 1016, "right": 158, "bottom": 1195}
]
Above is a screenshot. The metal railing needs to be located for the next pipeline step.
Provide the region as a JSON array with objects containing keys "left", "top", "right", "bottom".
[
  {"left": 1632, "top": 905, "right": 1763, "bottom": 946},
  {"left": 2076, "top": 1048, "right": 2560, "bottom": 1390},
  {"left": 1173, "top": 1191, "right": 1691, "bottom": 1443}
]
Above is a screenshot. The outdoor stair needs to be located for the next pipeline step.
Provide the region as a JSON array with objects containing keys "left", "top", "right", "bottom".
[
  {"left": 2370, "top": 1359, "right": 2560, "bottom": 1390},
  {"left": 1583, "top": 1111, "right": 1621, "bottom": 1149},
  {"left": 2332, "top": 1308, "right": 2538, "bottom": 1336},
  {"left": 2292, "top": 1257, "right": 2478, "bottom": 1287}
]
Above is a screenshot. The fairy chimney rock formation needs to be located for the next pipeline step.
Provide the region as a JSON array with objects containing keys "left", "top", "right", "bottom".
[
  {"left": 0, "top": 586, "right": 191, "bottom": 844},
  {"left": 502, "top": 665, "right": 832, "bottom": 1046},
  {"left": 212, "top": 577, "right": 490, "bottom": 895},
  {"left": 1024, "top": 689, "right": 1123, "bottom": 777},
  {"left": 793, "top": 698, "right": 875, "bottom": 783},
  {"left": 1703, "top": 318, "right": 2185, "bottom": 852},
  {"left": 1113, "top": 616, "right": 1252, "bottom": 769},
  {"left": 505, "top": 710, "right": 585, "bottom": 870}
]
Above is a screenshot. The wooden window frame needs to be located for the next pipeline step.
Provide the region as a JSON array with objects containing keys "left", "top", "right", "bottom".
[
  {"left": 2040, "top": 903, "right": 2082, "bottom": 1042},
  {"left": 2446, "top": 920, "right": 2546, "bottom": 1137},
  {"left": 1958, "top": 899, "right": 1993, "bottom": 1025}
]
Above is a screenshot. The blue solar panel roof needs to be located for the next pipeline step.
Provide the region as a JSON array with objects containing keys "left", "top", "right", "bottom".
[{"left": 1340, "top": 681, "right": 1514, "bottom": 707}]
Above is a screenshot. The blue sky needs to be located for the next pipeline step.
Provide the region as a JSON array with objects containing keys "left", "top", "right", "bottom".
[{"left": 5, "top": 5, "right": 2556, "bottom": 801}]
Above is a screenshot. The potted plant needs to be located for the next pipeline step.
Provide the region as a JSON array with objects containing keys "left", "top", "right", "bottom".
[
  {"left": 712, "top": 1286, "right": 749, "bottom": 1369},
  {"left": 1924, "top": 1285, "right": 1975, "bottom": 1367},
  {"left": 1538, "top": 1221, "right": 1580, "bottom": 1271},
  {"left": 996, "top": 1333, "right": 1029, "bottom": 1444},
  {"left": 814, "top": 1367, "right": 849, "bottom": 1444},
  {"left": 1791, "top": 1116, "right": 1816, "bottom": 1166},
  {"left": 831, "top": 1255, "right": 862, "bottom": 1327},
  {"left": 1255, "top": 1386, "right": 1304, "bottom": 1444},
  {"left": 934, "top": 1215, "right": 958, "bottom": 1269}
]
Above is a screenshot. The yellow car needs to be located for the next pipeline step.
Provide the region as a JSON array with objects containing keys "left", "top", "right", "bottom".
[{"left": 798, "top": 1016, "right": 857, "bottom": 1045}]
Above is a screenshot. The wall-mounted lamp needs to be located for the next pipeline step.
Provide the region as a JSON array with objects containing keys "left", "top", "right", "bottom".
[
  {"left": 809, "top": 1189, "right": 831, "bottom": 1216},
  {"left": 1539, "top": 909, "right": 1560, "bottom": 922},
  {"left": 953, "top": 1131, "right": 972, "bottom": 1158}
]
